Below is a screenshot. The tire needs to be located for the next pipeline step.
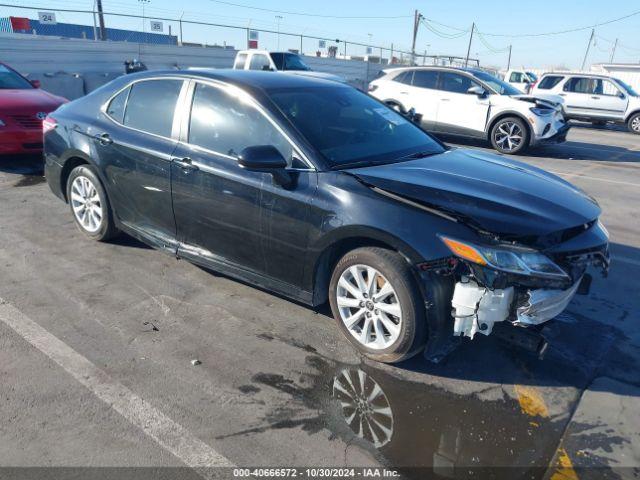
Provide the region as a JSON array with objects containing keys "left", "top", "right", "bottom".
[
  {"left": 328, "top": 247, "right": 426, "bottom": 363},
  {"left": 66, "top": 164, "right": 119, "bottom": 241},
  {"left": 628, "top": 113, "right": 640, "bottom": 135},
  {"left": 490, "top": 116, "right": 529, "bottom": 155}
]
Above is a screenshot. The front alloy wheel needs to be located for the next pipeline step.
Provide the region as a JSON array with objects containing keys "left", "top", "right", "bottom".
[
  {"left": 336, "top": 265, "right": 402, "bottom": 350},
  {"left": 491, "top": 117, "right": 529, "bottom": 154},
  {"left": 329, "top": 247, "right": 426, "bottom": 363}
]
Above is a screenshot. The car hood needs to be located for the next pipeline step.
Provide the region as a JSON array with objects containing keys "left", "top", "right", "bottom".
[
  {"left": 512, "top": 93, "right": 564, "bottom": 108},
  {"left": 0, "top": 88, "right": 67, "bottom": 113},
  {"left": 346, "top": 148, "right": 600, "bottom": 238},
  {"left": 284, "top": 70, "right": 347, "bottom": 83}
]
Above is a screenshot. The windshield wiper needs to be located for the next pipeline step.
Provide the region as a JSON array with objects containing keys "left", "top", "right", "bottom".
[{"left": 397, "top": 150, "right": 439, "bottom": 161}]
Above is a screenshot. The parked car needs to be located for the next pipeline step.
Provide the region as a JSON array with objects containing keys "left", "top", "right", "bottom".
[
  {"left": 530, "top": 72, "right": 640, "bottom": 134},
  {"left": 368, "top": 66, "right": 568, "bottom": 155},
  {"left": 44, "top": 70, "right": 609, "bottom": 363},
  {"left": 0, "top": 62, "right": 67, "bottom": 155},
  {"left": 233, "top": 50, "right": 346, "bottom": 83},
  {"left": 503, "top": 69, "right": 538, "bottom": 93}
]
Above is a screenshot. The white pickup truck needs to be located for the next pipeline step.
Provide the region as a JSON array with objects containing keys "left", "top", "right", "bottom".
[
  {"left": 232, "top": 50, "right": 346, "bottom": 83},
  {"left": 503, "top": 69, "right": 539, "bottom": 94}
]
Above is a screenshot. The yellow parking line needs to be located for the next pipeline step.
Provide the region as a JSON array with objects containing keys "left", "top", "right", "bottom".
[
  {"left": 549, "top": 447, "right": 579, "bottom": 480},
  {"left": 514, "top": 384, "right": 549, "bottom": 418}
]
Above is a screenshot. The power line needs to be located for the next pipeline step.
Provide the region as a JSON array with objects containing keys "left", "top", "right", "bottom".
[
  {"left": 424, "top": 9, "right": 640, "bottom": 38},
  {"left": 205, "top": 0, "right": 412, "bottom": 19}
]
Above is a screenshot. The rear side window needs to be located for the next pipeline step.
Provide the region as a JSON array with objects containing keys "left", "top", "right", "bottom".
[
  {"left": 188, "top": 83, "right": 293, "bottom": 162},
  {"left": 440, "top": 72, "right": 477, "bottom": 94},
  {"left": 537, "top": 75, "right": 564, "bottom": 90},
  {"left": 123, "top": 80, "right": 183, "bottom": 138},
  {"left": 412, "top": 70, "right": 438, "bottom": 89},
  {"left": 106, "top": 87, "right": 129, "bottom": 123},
  {"left": 509, "top": 72, "right": 523, "bottom": 82},
  {"left": 233, "top": 53, "right": 247, "bottom": 69},
  {"left": 393, "top": 71, "right": 414, "bottom": 85},
  {"left": 249, "top": 54, "right": 271, "bottom": 71}
]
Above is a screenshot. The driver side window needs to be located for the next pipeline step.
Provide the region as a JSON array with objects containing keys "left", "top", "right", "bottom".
[{"left": 188, "top": 83, "right": 295, "bottom": 166}]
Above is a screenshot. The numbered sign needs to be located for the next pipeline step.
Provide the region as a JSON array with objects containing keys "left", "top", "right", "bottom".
[
  {"left": 150, "top": 21, "right": 163, "bottom": 32},
  {"left": 318, "top": 40, "right": 326, "bottom": 49},
  {"left": 249, "top": 30, "right": 259, "bottom": 41},
  {"left": 38, "top": 11, "right": 57, "bottom": 25}
]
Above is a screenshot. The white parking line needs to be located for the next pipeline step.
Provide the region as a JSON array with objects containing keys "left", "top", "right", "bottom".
[
  {"left": 614, "top": 256, "right": 640, "bottom": 268},
  {"left": 550, "top": 171, "right": 640, "bottom": 188},
  {"left": 0, "top": 298, "right": 234, "bottom": 475}
]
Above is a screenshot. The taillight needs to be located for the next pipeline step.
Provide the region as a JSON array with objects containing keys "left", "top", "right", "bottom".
[
  {"left": 43, "top": 116, "right": 57, "bottom": 134},
  {"left": 368, "top": 83, "right": 378, "bottom": 92}
]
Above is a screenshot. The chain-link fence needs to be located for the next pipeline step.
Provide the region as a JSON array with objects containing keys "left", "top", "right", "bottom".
[{"left": 0, "top": 3, "right": 480, "bottom": 68}]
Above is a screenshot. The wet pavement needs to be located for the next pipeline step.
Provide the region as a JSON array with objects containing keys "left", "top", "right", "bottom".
[{"left": 1, "top": 125, "right": 639, "bottom": 479}]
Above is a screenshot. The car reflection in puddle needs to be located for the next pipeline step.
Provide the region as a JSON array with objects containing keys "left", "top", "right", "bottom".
[{"left": 328, "top": 362, "right": 562, "bottom": 479}]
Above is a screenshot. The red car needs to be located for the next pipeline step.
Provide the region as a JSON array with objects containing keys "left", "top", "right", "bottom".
[{"left": 0, "top": 62, "right": 67, "bottom": 155}]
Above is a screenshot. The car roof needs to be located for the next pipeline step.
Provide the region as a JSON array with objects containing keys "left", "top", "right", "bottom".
[
  {"left": 539, "top": 72, "right": 614, "bottom": 80},
  {"left": 129, "top": 68, "right": 346, "bottom": 91},
  {"left": 383, "top": 65, "right": 485, "bottom": 75}
]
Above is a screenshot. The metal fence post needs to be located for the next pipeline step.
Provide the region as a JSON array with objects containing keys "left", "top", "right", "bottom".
[{"left": 300, "top": 35, "right": 303, "bottom": 54}]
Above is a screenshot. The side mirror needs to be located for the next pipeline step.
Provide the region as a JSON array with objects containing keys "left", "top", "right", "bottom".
[
  {"left": 261, "top": 65, "right": 274, "bottom": 71},
  {"left": 619, "top": 92, "right": 626, "bottom": 99},
  {"left": 30, "top": 79, "right": 41, "bottom": 88},
  {"left": 467, "top": 86, "right": 486, "bottom": 97},
  {"left": 238, "top": 145, "right": 292, "bottom": 187}
]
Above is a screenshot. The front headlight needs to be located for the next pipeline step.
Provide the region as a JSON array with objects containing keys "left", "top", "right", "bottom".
[
  {"left": 530, "top": 107, "right": 553, "bottom": 116},
  {"left": 440, "top": 236, "right": 569, "bottom": 279}
]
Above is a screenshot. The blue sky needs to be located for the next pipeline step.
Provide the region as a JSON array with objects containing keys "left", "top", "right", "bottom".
[{"left": 6, "top": 0, "right": 640, "bottom": 68}]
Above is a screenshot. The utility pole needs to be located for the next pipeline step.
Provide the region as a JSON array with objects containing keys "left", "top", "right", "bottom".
[
  {"left": 507, "top": 44, "right": 512, "bottom": 70},
  {"left": 410, "top": 10, "right": 422, "bottom": 65},
  {"left": 610, "top": 38, "right": 618, "bottom": 63},
  {"left": 464, "top": 22, "right": 475, "bottom": 68},
  {"left": 96, "top": 0, "right": 106, "bottom": 40},
  {"left": 581, "top": 29, "right": 595, "bottom": 71},
  {"left": 275, "top": 15, "right": 283, "bottom": 50}
]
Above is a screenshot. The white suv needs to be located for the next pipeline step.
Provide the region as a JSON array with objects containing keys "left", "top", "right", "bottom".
[
  {"left": 368, "top": 66, "right": 568, "bottom": 154},
  {"left": 530, "top": 73, "right": 640, "bottom": 134}
]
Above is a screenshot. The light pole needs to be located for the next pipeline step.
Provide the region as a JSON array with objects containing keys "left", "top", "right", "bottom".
[
  {"left": 138, "top": 0, "right": 150, "bottom": 40},
  {"left": 275, "top": 15, "right": 283, "bottom": 50}
]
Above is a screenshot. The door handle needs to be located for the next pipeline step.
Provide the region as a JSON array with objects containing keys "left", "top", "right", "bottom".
[
  {"left": 441, "top": 98, "right": 450, "bottom": 102},
  {"left": 94, "top": 133, "right": 112, "bottom": 145},
  {"left": 559, "top": 93, "right": 566, "bottom": 97},
  {"left": 591, "top": 96, "right": 600, "bottom": 100},
  {"left": 399, "top": 91, "right": 408, "bottom": 94},
  {"left": 172, "top": 157, "right": 199, "bottom": 172}
]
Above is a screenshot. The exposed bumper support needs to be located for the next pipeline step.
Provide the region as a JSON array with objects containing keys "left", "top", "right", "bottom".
[
  {"left": 450, "top": 277, "right": 581, "bottom": 339},
  {"left": 516, "top": 279, "right": 581, "bottom": 325}
]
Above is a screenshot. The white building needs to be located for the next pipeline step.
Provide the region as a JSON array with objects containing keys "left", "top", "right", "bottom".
[{"left": 591, "top": 63, "right": 640, "bottom": 92}]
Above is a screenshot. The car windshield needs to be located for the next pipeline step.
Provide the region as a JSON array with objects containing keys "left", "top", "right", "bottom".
[
  {"left": 615, "top": 78, "right": 638, "bottom": 97},
  {"left": 271, "top": 53, "right": 311, "bottom": 71},
  {"left": 472, "top": 71, "right": 522, "bottom": 96},
  {"left": 0, "top": 64, "right": 34, "bottom": 89},
  {"left": 526, "top": 71, "right": 538, "bottom": 81},
  {"left": 269, "top": 86, "right": 444, "bottom": 168}
]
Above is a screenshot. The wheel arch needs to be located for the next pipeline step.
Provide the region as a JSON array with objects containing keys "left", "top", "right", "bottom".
[
  {"left": 625, "top": 109, "right": 640, "bottom": 123},
  {"left": 486, "top": 111, "right": 532, "bottom": 145},
  {"left": 308, "top": 227, "right": 423, "bottom": 307},
  {"left": 382, "top": 98, "right": 408, "bottom": 114},
  {"left": 58, "top": 150, "right": 94, "bottom": 202}
]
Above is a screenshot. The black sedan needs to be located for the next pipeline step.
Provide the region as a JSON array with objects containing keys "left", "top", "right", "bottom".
[{"left": 44, "top": 70, "right": 609, "bottom": 363}]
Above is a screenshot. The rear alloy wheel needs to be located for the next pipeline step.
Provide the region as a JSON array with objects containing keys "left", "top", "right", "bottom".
[
  {"left": 329, "top": 247, "right": 426, "bottom": 363},
  {"left": 628, "top": 113, "right": 640, "bottom": 135},
  {"left": 490, "top": 117, "right": 529, "bottom": 154},
  {"left": 66, "top": 165, "right": 119, "bottom": 241}
]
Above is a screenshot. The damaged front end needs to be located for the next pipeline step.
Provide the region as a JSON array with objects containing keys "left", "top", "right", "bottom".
[{"left": 421, "top": 221, "right": 609, "bottom": 357}]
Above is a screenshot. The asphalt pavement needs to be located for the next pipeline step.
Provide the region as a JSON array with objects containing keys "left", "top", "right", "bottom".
[{"left": 0, "top": 122, "right": 639, "bottom": 479}]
